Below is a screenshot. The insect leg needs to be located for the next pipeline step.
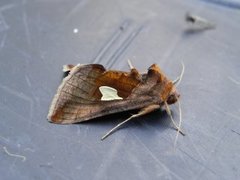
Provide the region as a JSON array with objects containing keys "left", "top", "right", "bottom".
[{"left": 101, "top": 104, "right": 160, "bottom": 140}]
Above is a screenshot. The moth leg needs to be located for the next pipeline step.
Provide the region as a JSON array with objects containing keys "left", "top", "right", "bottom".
[
  {"left": 164, "top": 101, "right": 185, "bottom": 136},
  {"left": 101, "top": 104, "right": 160, "bottom": 140}
]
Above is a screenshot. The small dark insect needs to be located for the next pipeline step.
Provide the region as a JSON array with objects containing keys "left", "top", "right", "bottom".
[
  {"left": 186, "top": 14, "right": 196, "bottom": 23},
  {"left": 48, "top": 61, "right": 184, "bottom": 140},
  {"left": 185, "top": 12, "right": 215, "bottom": 30}
]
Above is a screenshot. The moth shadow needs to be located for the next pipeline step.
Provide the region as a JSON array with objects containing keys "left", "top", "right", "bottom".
[
  {"left": 135, "top": 110, "right": 176, "bottom": 134},
  {"left": 80, "top": 110, "right": 137, "bottom": 127},
  {"left": 182, "top": 28, "right": 206, "bottom": 37},
  {"left": 79, "top": 109, "right": 176, "bottom": 136}
]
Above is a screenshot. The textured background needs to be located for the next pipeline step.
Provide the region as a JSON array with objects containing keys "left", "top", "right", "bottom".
[{"left": 0, "top": 0, "right": 240, "bottom": 179}]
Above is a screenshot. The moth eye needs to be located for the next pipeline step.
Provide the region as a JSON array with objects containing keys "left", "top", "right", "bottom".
[{"left": 167, "top": 92, "right": 180, "bottom": 105}]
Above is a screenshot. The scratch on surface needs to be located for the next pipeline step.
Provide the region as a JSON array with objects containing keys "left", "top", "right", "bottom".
[
  {"left": 228, "top": 76, "right": 240, "bottom": 85},
  {"left": 0, "top": 34, "right": 7, "bottom": 50},
  {"left": 40, "top": 162, "right": 72, "bottom": 180},
  {"left": 1, "top": 102, "right": 95, "bottom": 152},
  {"left": 162, "top": 35, "right": 182, "bottom": 62},
  {"left": 78, "top": 125, "right": 89, "bottom": 138},
  {"left": 22, "top": 0, "right": 27, "bottom": 5},
  {"left": 94, "top": 134, "right": 126, "bottom": 180},
  {"left": 14, "top": 46, "right": 32, "bottom": 60},
  {"left": 0, "top": 135, "right": 9, "bottom": 142},
  {"left": 76, "top": 165, "right": 83, "bottom": 170},
  {"left": 0, "top": 4, "right": 16, "bottom": 12},
  {"left": 179, "top": 149, "right": 216, "bottom": 176},
  {"left": 22, "top": 11, "right": 31, "bottom": 45},
  {"left": 107, "top": 25, "right": 144, "bottom": 68},
  {"left": 24, "top": 148, "right": 35, "bottom": 152},
  {"left": 39, "top": 160, "right": 73, "bottom": 180},
  {"left": 63, "top": 0, "right": 88, "bottom": 23},
  {"left": 186, "top": 136, "right": 206, "bottom": 162},
  {"left": 92, "top": 20, "right": 131, "bottom": 64},
  {"left": 132, "top": 133, "right": 183, "bottom": 180},
  {"left": 195, "top": 123, "right": 230, "bottom": 179},
  {"left": 0, "top": 13, "right": 9, "bottom": 32},
  {"left": 25, "top": 75, "right": 32, "bottom": 87},
  {"left": 231, "top": 129, "right": 240, "bottom": 136},
  {"left": 201, "top": 0, "right": 240, "bottom": 10},
  {"left": 53, "top": 170, "right": 73, "bottom": 180},
  {"left": 0, "top": 84, "right": 34, "bottom": 119},
  {"left": 127, "top": 151, "right": 148, "bottom": 180},
  {"left": 3, "top": 146, "right": 26, "bottom": 162},
  {"left": 39, "top": 162, "right": 53, "bottom": 168},
  {"left": 215, "top": 106, "right": 240, "bottom": 121},
  {"left": 76, "top": 125, "right": 81, "bottom": 135},
  {"left": 0, "top": 84, "right": 33, "bottom": 104}
]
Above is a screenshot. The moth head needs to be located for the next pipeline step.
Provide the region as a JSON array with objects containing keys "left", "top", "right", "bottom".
[{"left": 166, "top": 86, "right": 180, "bottom": 105}]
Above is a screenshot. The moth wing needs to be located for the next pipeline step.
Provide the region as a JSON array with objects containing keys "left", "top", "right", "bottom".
[{"left": 47, "top": 64, "right": 147, "bottom": 124}]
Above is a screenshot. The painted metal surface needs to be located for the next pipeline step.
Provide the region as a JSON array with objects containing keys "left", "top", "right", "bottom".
[{"left": 0, "top": 0, "right": 240, "bottom": 179}]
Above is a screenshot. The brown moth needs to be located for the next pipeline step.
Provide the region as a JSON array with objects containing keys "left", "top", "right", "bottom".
[{"left": 47, "top": 62, "right": 183, "bottom": 139}]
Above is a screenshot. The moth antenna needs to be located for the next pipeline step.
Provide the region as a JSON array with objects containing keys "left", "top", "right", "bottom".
[
  {"left": 174, "top": 96, "right": 183, "bottom": 149},
  {"left": 173, "top": 62, "right": 185, "bottom": 87},
  {"left": 127, "top": 59, "right": 134, "bottom": 69},
  {"left": 101, "top": 115, "right": 136, "bottom": 140},
  {"left": 164, "top": 101, "right": 185, "bottom": 136}
]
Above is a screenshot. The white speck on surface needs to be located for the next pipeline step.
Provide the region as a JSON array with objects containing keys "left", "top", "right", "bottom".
[
  {"left": 3, "top": 146, "right": 26, "bottom": 162},
  {"left": 73, "top": 28, "right": 79, "bottom": 33}
]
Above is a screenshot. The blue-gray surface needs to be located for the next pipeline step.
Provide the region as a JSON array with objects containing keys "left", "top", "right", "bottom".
[{"left": 0, "top": 0, "right": 240, "bottom": 179}]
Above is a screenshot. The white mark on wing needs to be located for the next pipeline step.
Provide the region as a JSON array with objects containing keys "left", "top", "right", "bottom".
[{"left": 99, "top": 86, "right": 123, "bottom": 101}]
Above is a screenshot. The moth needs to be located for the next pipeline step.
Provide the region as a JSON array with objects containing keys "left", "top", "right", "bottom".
[{"left": 47, "top": 61, "right": 184, "bottom": 140}]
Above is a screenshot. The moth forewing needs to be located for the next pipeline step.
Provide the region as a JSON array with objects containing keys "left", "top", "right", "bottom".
[{"left": 48, "top": 63, "right": 183, "bottom": 139}]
